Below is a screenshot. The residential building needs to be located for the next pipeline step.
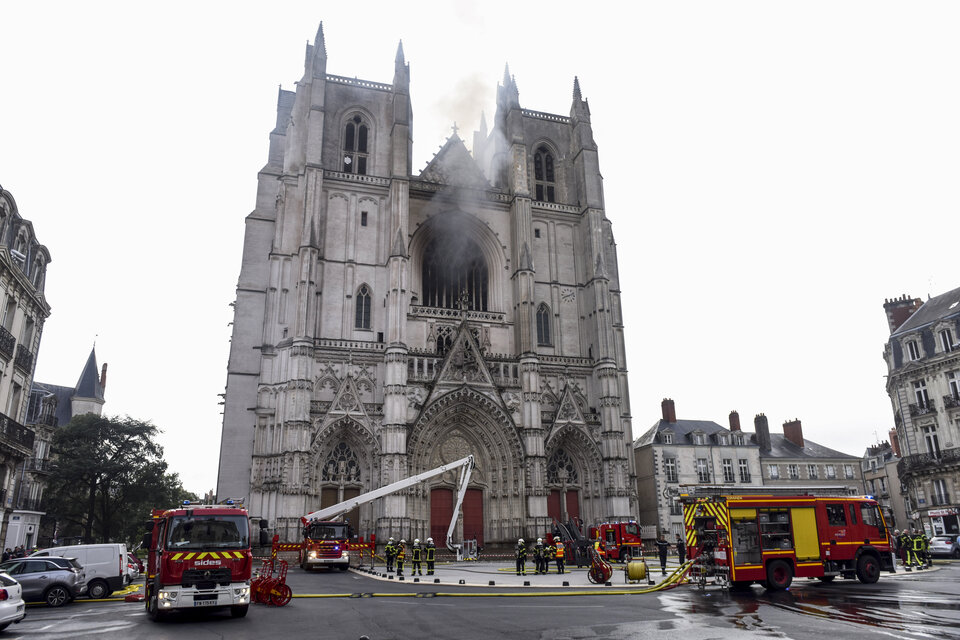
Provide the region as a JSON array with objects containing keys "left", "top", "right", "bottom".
[
  {"left": 752, "top": 414, "right": 863, "bottom": 493},
  {"left": 884, "top": 288, "right": 960, "bottom": 535},
  {"left": 634, "top": 400, "right": 763, "bottom": 539},
  {"left": 861, "top": 436, "right": 907, "bottom": 531},
  {"left": 0, "top": 185, "right": 50, "bottom": 546},
  {"left": 10, "top": 348, "right": 107, "bottom": 548},
  {"left": 217, "top": 26, "right": 635, "bottom": 543}
]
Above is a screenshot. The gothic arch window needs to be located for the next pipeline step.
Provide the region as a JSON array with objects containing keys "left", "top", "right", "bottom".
[
  {"left": 534, "top": 145, "right": 556, "bottom": 203},
  {"left": 536, "top": 303, "right": 552, "bottom": 346},
  {"left": 342, "top": 114, "right": 370, "bottom": 175},
  {"left": 355, "top": 284, "right": 372, "bottom": 329},
  {"left": 321, "top": 442, "right": 361, "bottom": 482},
  {"left": 421, "top": 235, "right": 488, "bottom": 311},
  {"left": 546, "top": 448, "right": 579, "bottom": 485}
]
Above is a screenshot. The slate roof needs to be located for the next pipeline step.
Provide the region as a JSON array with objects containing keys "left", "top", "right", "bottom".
[
  {"left": 31, "top": 382, "right": 75, "bottom": 429},
  {"left": 892, "top": 285, "right": 960, "bottom": 337},
  {"left": 74, "top": 348, "right": 104, "bottom": 401},
  {"left": 634, "top": 419, "right": 739, "bottom": 447},
  {"left": 757, "top": 433, "right": 858, "bottom": 460}
]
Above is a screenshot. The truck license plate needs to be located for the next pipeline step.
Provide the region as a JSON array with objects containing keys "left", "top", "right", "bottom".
[{"left": 193, "top": 599, "right": 218, "bottom": 607}]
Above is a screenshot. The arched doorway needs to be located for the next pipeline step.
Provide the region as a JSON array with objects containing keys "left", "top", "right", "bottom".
[{"left": 546, "top": 447, "right": 580, "bottom": 524}]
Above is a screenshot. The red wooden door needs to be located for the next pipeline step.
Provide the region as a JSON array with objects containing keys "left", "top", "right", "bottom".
[
  {"left": 430, "top": 488, "right": 453, "bottom": 542},
  {"left": 462, "top": 488, "right": 484, "bottom": 546},
  {"left": 548, "top": 491, "right": 562, "bottom": 522},
  {"left": 565, "top": 490, "right": 580, "bottom": 522}
]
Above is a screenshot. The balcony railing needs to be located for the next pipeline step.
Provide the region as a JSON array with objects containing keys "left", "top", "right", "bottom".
[
  {"left": 898, "top": 447, "right": 960, "bottom": 475},
  {"left": 0, "top": 413, "right": 34, "bottom": 452},
  {"left": 16, "top": 497, "right": 44, "bottom": 512},
  {"left": 944, "top": 394, "right": 960, "bottom": 411},
  {"left": 930, "top": 493, "right": 952, "bottom": 506},
  {"left": 26, "top": 458, "right": 52, "bottom": 473},
  {"left": 0, "top": 326, "right": 14, "bottom": 360},
  {"left": 14, "top": 344, "right": 33, "bottom": 372},
  {"left": 909, "top": 400, "right": 936, "bottom": 417}
]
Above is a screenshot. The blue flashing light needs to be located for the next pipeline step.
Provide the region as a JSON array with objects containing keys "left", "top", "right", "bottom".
[{"left": 225, "top": 499, "right": 234, "bottom": 505}]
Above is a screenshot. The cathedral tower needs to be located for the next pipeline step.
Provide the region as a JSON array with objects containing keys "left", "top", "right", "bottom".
[{"left": 217, "top": 25, "right": 635, "bottom": 543}]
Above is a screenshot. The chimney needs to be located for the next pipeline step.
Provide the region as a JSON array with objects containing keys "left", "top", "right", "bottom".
[
  {"left": 889, "top": 428, "right": 901, "bottom": 457},
  {"left": 883, "top": 294, "right": 923, "bottom": 333},
  {"left": 783, "top": 419, "right": 804, "bottom": 448},
  {"left": 729, "top": 410, "right": 741, "bottom": 431},
  {"left": 100, "top": 363, "right": 108, "bottom": 393},
  {"left": 661, "top": 398, "right": 676, "bottom": 424},
  {"left": 754, "top": 413, "right": 771, "bottom": 451}
]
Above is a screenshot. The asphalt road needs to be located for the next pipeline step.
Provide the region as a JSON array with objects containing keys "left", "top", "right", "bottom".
[{"left": 9, "top": 560, "right": 960, "bottom": 640}]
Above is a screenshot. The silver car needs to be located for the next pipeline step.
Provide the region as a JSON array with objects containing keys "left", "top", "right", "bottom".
[
  {"left": 0, "top": 558, "right": 82, "bottom": 607},
  {"left": 929, "top": 534, "right": 960, "bottom": 558}
]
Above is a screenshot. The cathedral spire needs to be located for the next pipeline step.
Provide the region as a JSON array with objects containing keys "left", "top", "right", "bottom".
[
  {"left": 309, "top": 22, "right": 327, "bottom": 78},
  {"left": 315, "top": 22, "right": 326, "bottom": 55},
  {"left": 396, "top": 39, "right": 405, "bottom": 64},
  {"left": 393, "top": 39, "right": 409, "bottom": 89},
  {"left": 573, "top": 76, "right": 581, "bottom": 101}
]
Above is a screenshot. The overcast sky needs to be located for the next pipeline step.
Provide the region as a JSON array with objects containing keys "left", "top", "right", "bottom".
[{"left": 1, "top": 2, "right": 957, "bottom": 496}]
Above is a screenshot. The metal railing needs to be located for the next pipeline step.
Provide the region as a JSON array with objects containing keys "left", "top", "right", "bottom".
[
  {"left": 909, "top": 400, "right": 936, "bottom": 417},
  {"left": 0, "top": 326, "right": 14, "bottom": 360},
  {"left": 0, "top": 413, "right": 33, "bottom": 451},
  {"left": 944, "top": 394, "right": 960, "bottom": 410},
  {"left": 898, "top": 447, "right": 960, "bottom": 475},
  {"left": 14, "top": 344, "right": 32, "bottom": 372},
  {"left": 27, "top": 458, "right": 51, "bottom": 473}
]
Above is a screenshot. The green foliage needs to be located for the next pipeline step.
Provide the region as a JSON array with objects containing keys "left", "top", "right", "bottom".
[{"left": 44, "top": 414, "right": 198, "bottom": 546}]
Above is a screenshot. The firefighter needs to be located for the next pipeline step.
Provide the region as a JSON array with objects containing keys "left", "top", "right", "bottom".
[
  {"left": 909, "top": 529, "right": 924, "bottom": 570},
  {"left": 675, "top": 534, "right": 686, "bottom": 565},
  {"left": 898, "top": 529, "right": 911, "bottom": 568},
  {"left": 593, "top": 537, "right": 607, "bottom": 561},
  {"left": 655, "top": 533, "right": 670, "bottom": 575},
  {"left": 515, "top": 538, "right": 528, "bottom": 576},
  {"left": 534, "top": 538, "right": 546, "bottom": 574},
  {"left": 396, "top": 539, "right": 406, "bottom": 576},
  {"left": 545, "top": 540, "right": 556, "bottom": 574},
  {"left": 921, "top": 530, "right": 931, "bottom": 568},
  {"left": 412, "top": 538, "right": 423, "bottom": 576},
  {"left": 425, "top": 537, "right": 436, "bottom": 575},
  {"left": 555, "top": 540, "right": 566, "bottom": 574},
  {"left": 385, "top": 537, "right": 396, "bottom": 572}
]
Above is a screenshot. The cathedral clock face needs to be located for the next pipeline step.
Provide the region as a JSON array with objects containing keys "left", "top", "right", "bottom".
[{"left": 561, "top": 289, "right": 575, "bottom": 302}]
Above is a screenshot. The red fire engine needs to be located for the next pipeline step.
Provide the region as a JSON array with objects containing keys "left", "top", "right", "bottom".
[
  {"left": 142, "top": 501, "right": 264, "bottom": 620},
  {"left": 590, "top": 521, "right": 645, "bottom": 562},
  {"left": 296, "top": 455, "right": 474, "bottom": 571},
  {"left": 682, "top": 492, "right": 894, "bottom": 590}
]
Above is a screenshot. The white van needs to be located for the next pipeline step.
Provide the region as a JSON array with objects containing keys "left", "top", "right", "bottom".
[{"left": 31, "top": 543, "right": 128, "bottom": 599}]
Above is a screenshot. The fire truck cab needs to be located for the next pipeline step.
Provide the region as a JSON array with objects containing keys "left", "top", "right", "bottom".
[
  {"left": 299, "top": 520, "right": 353, "bottom": 571},
  {"left": 142, "top": 501, "right": 258, "bottom": 620},
  {"left": 683, "top": 493, "right": 893, "bottom": 590},
  {"left": 591, "top": 521, "right": 645, "bottom": 562}
]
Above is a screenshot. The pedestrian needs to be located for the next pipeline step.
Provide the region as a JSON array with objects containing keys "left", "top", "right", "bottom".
[
  {"left": 655, "top": 533, "right": 670, "bottom": 576},
  {"left": 555, "top": 540, "right": 566, "bottom": 574},
  {"left": 534, "top": 538, "right": 546, "bottom": 574},
  {"left": 396, "top": 539, "right": 406, "bottom": 577},
  {"left": 675, "top": 534, "right": 686, "bottom": 565},
  {"left": 515, "top": 538, "right": 527, "bottom": 576},
  {"left": 425, "top": 537, "right": 436, "bottom": 575},
  {"left": 1, "top": 549, "right": 8, "bottom": 563},
  {"left": 411, "top": 539, "right": 423, "bottom": 576},
  {"left": 385, "top": 537, "right": 396, "bottom": 572}
]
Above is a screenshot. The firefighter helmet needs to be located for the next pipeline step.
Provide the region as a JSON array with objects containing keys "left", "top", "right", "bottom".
[
  {"left": 414, "top": 538, "right": 420, "bottom": 545},
  {"left": 518, "top": 538, "right": 524, "bottom": 544},
  {"left": 427, "top": 537, "right": 433, "bottom": 544}
]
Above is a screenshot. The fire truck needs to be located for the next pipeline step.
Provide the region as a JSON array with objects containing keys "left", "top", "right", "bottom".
[
  {"left": 682, "top": 491, "right": 894, "bottom": 590},
  {"left": 141, "top": 501, "right": 265, "bottom": 620},
  {"left": 590, "top": 521, "right": 645, "bottom": 562},
  {"left": 298, "top": 455, "right": 474, "bottom": 571}
]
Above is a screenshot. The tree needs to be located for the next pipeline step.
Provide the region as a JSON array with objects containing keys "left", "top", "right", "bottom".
[{"left": 44, "top": 414, "right": 197, "bottom": 545}]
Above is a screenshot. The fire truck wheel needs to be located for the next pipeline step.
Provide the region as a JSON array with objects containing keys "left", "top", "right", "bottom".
[
  {"left": 731, "top": 581, "right": 753, "bottom": 590},
  {"left": 230, "top": 604, "right": 249, "bottom": 618},
  {"left": 338, "top": 564, "right": 349, "bottom": 571},
  {"left": 817, "top": 575, "right": 836, "bottom": 583},
  {"left": 765, "top": 560, "right": 793, "bottom": 591},
  {"left": 87, "top": 579, "right": 109, "bottom": 599},
  {"left": 856, "top": 555, "right": 880, "bottom": 584},
  {"left": 146, "top": 586, "right": 166, "bottom": 621}
]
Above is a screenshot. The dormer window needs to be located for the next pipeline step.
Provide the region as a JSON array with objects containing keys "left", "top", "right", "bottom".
[
  {"left": 693, "top": 433, "right": 705, "bottom": 445},
  {"left": 940, "top": 328, "right": 955, "bottom": 353},
  {"left": 717, "top": 434, "right": 729, "bottom": 446},
  {"left": 906, "top": 339, "right": 921, "bottom": 361},
  {"left": 661, "top": 431, "right": 673, "bottom": 445},
  {"left": 343, "top": 114, "right": 369, "bottom": 175},
  {"left": 534, "top": 146, "right": 556, "bottom": 203}
]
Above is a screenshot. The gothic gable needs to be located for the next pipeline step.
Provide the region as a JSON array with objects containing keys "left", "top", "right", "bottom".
[
  {"left": 419, "top": 134, "right": 491, "bottom": 188},
  {"left": 433, "top": 323, "right": 496, "bottom": 390}
]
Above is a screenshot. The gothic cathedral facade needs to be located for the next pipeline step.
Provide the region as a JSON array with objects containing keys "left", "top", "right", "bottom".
[{"left": 217, "top": 25, "right": 635, "bottom": 544}]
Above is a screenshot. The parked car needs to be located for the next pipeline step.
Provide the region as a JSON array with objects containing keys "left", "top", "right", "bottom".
[
  {"left": 929, "top": 534, "right": 960, "bottom": 558},
  {"left": 124, "top": 557, "right": 139, "bottom": 584},
  {"left": 31, "top": 543, "right": 127, "bottom": 599},
  {"left": 0, "top": 558, "right": 83, "bottom": 607},
  {"left": 127, "top": 553, "right": 144, "bottom": 574},
  {"left": 0, "top": 572, "right": 26, "bottom": 630}
]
